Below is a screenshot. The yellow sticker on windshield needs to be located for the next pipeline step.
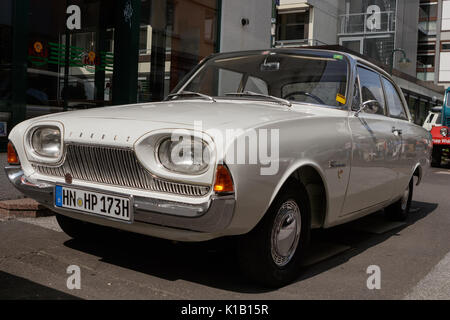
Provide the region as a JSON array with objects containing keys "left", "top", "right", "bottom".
[{"left": 336, "top": 94, "right": 346, "bottom": 105}]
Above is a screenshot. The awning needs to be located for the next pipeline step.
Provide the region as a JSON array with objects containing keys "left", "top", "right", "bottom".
[{"left": 277, "top": 3, "right": 310, "bottom": 14}]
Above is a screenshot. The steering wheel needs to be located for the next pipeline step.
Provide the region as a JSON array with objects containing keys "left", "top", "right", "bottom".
[{"left": 283, "top": 91, "right": 325, "bottom": 105}]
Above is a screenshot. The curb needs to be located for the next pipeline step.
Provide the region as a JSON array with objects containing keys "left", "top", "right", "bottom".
[{"left": 0, "top": 198, "right": 54, "bottom": 218}]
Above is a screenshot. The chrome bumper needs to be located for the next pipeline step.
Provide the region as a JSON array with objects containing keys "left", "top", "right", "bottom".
[{"left": 4, "top": 166, "right": 236, "bottom": 233}]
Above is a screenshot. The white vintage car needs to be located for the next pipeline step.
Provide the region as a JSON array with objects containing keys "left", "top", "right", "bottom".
[{"left": 5, "top": 49, "right": 431, "bottom": 287}]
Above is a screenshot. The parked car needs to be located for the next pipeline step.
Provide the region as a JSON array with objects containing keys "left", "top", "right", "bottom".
[
  {"left": 423, "top": 107, "right": 442, "bottom": 131},
  {"left": 429, "top": 88, "right": 450, "bottom": 166},
  {"left": 5, "top": 49, "right": 432, "bottom": 287}
]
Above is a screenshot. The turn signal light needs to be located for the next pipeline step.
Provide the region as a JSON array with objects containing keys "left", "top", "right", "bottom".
[
  {"left": 7, "top": 142, "right": 20, "bottom": 165},
  {"left": 213, "top": 164, "right": 234, "bottom": 193}
]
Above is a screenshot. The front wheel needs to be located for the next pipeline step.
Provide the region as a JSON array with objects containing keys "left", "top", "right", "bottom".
[
  {"left": 385, "top": 177, "right": 413, "bottom": 221},
  {"left": 237, "top": 181, "right": 311, "bottom": 288}
]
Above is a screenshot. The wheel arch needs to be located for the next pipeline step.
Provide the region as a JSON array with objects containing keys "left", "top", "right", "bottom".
[
  {"left": 268, "top": 162, "right": 329, "bottom": 229},
  {"left": 413, "top": 163, "right": 423, "bottom": 186}
]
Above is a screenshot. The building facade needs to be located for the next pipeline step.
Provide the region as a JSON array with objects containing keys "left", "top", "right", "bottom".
[
  {"left": 276, "top": 0, "right": 446, "bottom": 125},
  {"left": 0, "top": 0, "right": 272, "bottom": 150},
  {"left": 436, "top": 0, "right": 450, "bottom": 87}
]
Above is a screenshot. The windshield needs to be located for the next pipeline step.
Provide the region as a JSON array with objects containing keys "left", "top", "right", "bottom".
[{"left": 176, "top": 50, "right": 349, "bottom": 108}]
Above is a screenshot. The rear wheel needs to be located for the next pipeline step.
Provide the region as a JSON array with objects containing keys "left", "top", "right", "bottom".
[
  {"left": 237, "top": 181, "right": 310, "bottom": 288},
  {"left": 385, "top": 177, "right": 413, "bottom": 221}
]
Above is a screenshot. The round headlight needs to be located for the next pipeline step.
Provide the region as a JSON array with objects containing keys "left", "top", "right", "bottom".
[
  {"left": 157, "top": 136, "right": 210, "bottom": 174},
  {"left": 31, "top": 127, "right": 62, "bottom": 158},
  {"left": 441, "top": 128, "right": 448, "bottom": 137}
]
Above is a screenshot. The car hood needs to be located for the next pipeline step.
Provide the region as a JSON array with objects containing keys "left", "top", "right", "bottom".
[
  {"left": 30, "top": 99, "right": 319, "bottom": 147},
  {"left": 44, "top": 99, "right": 305, "bottom": 126}
]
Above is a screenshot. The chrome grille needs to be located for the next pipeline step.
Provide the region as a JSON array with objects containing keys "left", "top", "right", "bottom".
[{"left": 33, "top": 144, "right": 210, "bottom": 197}]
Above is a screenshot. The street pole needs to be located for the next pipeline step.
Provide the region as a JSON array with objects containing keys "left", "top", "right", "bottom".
[{"left": 390, "top": 48, "right": 408, "bottom": 75}]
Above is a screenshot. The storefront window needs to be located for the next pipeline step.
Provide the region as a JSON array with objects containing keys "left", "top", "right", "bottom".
[
  {"left": 138, "top": 0, "right": 218, "bottom": 102},
  {"left": 26, "top": 0, "right": 117, "bottom": 119},
  {"left": 0, "top": 0, "right": 13, "bottom": 142}
]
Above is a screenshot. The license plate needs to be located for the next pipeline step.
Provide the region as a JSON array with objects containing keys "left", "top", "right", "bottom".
[{"left": 55, "top": 185, "right": 132, "bottom": 222}]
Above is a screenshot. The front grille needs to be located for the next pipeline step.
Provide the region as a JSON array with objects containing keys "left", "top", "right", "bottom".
[{"left": 33, "top": 144, "right": 210, "bottom": 197}]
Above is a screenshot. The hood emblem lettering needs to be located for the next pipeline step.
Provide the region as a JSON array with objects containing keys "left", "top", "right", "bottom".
[{"left": 65, "top": 173, "right": 73, "bottom": 184}]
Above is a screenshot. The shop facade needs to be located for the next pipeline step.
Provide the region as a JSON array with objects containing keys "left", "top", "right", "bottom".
[{"left": 0, "top": 0, "right": 225, "bottom": 150}]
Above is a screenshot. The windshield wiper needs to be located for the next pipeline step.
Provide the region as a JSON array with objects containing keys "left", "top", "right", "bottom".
[
  {"left": 167, "top": 91, "right": 216, "bottom": 102},
  {"left": 225, "top": 91, "right": 292, "bottom": 107}
]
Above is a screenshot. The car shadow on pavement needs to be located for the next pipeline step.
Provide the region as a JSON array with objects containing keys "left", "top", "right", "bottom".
[
  {"left": 293, "top": 200, "right": 438, "bottom": 285},
  {"left": 62, "top": 200, "right": 437, "bottom": 294},
  {"left": 0, "top": 271, "right": 81, "bottom": 299}
]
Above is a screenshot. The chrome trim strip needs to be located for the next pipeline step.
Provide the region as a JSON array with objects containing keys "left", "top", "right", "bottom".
[{"left": 5, "top": 167, "right": 236, "bottom": 233}]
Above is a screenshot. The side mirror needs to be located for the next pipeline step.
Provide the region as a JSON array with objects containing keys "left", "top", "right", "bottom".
[{"left": 355, "top": 100, "right": 380, "bottom": 117}]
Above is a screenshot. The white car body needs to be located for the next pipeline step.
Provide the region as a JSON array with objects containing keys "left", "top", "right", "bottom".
[{"left": 6, "top": 50, "right": 432, "bottom": 243}]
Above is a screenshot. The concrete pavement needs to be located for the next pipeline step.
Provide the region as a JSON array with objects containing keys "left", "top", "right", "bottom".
[
  {"left": 1, "top": 167, "right": 450, "bottom": 299},
  {"left": 0, "top": 153, "right": 25, "bottom": 201}
]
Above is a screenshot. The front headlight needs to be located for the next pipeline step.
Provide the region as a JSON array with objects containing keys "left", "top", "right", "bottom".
[
  {"left": 31, "top": 126, "right": 62, "bottom": 158},
  {"left": 157, "top": 136, "right": 211, "bottom": 174},
  {"left": 441, "top": 128, "right": 448, "bottom": 137}
]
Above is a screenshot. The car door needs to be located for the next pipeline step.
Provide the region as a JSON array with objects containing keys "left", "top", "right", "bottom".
[
  {"left": 341, "top": 66, "right": 398, "bottom": 216},
  {"left": 381, "top": 76, "right": 414, "bottom": 196}
]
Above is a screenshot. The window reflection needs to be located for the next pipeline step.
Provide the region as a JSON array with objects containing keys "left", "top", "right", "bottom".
[{"left": 138, "top": 0, "right": 218, "bottom": 102}]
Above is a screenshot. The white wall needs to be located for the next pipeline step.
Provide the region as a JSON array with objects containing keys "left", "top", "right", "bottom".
[
  {"left": 439, "top": 52, "right": 450, "bottom": 83},
  {"left": 220, "top": 0, "right": 272, "bottom": 52},
  {"left": 443, "top": 0, "right": 450, "bottom": 31}
]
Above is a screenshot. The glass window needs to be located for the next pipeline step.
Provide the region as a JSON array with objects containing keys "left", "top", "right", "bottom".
[
  {"left": 277, "top": 12, "right": 309, "bottom": 41},
  {"left": 0, "top": 0, "right": 12, "bottom": 101},
  {"left": 180, "top": 51, "right": 349, "bottom": 108},
  {"left": 26, "top": 0, "right": 117, "bottom": 118},
  {"left": 244, "top": 76, "right": 269, "bottom": 95},
  {"left": 357, "top": 66, "right": 385, "bottom": 115},
  {"left": 138, "top": 0, "right": 218, "bottom": 102},
  {"left": 382, "top": 77, "right": 407, "bottom": 119},
  {"left": 218, "top": 69, "right": 243, "bottom": 96},
  {"left": 436, "top": 112, "right": 442, "bottom": 125}
]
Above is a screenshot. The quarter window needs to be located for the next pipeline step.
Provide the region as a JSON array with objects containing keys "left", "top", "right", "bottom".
[
  {"left": 382, "top": 77, "right": 407, "bottom": 120},
  {"left": 357, "top": 66, "right": 385, "bottom": 115}
]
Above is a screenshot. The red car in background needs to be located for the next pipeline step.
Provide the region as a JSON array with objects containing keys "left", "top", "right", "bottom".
[{"left": 430, "top": 88, "right": 450, "bottom": 167}]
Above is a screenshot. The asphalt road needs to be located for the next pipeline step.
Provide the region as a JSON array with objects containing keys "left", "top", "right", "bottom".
[{"left": 1, "top": 165, "right": 450, "bottom": 299}]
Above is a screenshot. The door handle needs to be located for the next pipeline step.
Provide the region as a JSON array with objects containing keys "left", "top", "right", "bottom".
[{"left": 392, "top": 127, "right": 402, "bottom": 135}]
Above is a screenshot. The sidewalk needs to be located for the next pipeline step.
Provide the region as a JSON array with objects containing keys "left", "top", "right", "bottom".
[{"left": 0, "top": 153, "right": 27, "bottom": 201}]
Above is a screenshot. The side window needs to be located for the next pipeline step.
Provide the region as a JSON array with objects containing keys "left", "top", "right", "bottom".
[
  {"left": 382, "top": 77, "right": 407, "bottom": 120},
  {"left": 357, "top": 66, "right": 386, "bottom": 115}
]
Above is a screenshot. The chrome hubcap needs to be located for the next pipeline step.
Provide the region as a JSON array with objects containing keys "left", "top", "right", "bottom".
[
  {"left": 401, "top": 184, "right": 410, "bottom": 211},
  {"left": 271, "top": 200, "right": 301, "bottom": 267}
]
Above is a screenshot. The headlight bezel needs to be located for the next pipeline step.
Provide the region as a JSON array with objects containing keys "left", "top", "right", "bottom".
[
  {"left": 441, "top": 127, "right": 448, "bottom": 137},
  {"left": 156, "top": 136, "right": 212, "bottom": 175},
  {"left": 25, "top": 122, "right": 64, "bottom": 165},
  {"left": 134, "top": 129, "right": 216, "bottom": 186}
]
